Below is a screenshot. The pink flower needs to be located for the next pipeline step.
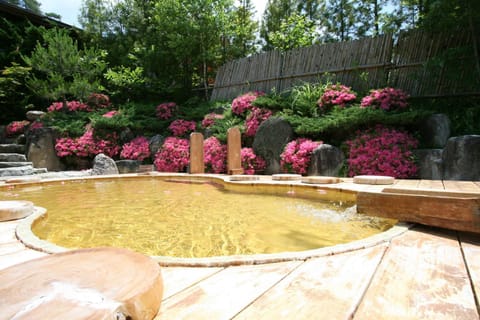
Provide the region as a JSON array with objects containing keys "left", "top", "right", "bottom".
[
  {"left": 102, "top": 110, "right": 119, "bottom": 118},
  {"left": 47, "top": 101, "right": 64, "bottom": 112},
  {"left": 156, "top": 102, "right": 177, "bottom": 120},
  {"left": 168, "top": 119, "right": 196, "bottom": 136},
  {"left": 318, "top": 84, "right": 357, "bottom": 111},
  {"left": 280, "top": 139, "right": 322, "bottom": 174},
  {"left": 346, "top": 125, "right": 418, "bottom": 178},
  {"left": 120, "top": 136, "right": 151, "bottom": 161},
  {"left": 231, "top": 91, "right": 264, "bottom": 115},
  {"left": 201, "top": 113, "right": 224, "bottom": 128},
  {"left": 361, "top": 88, "right": 409, "bottom": 111},
  {"left": 204, "top": 137, "right": 227, "bottom": 173},
  {"left": 5, "top": 120, "right": 30, "bottom": 137},
  {"left": 55, "top": 129, "right": 120, "bottom": 159},
  {"left": 154, "top": 137, "right": 189, "bottom": 172},
  {"left": 241, "top": 148, "right": 266, "bottom": 175},
  {"left": 245, "top": 107, "right": 272, "bottom": 137}
]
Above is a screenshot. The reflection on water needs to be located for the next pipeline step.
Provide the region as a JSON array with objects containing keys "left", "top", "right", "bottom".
[{"left": 1, "top": 178, "right": 396, "bottom": 258}]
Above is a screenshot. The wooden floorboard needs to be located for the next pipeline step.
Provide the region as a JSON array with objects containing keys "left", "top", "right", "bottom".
[
  {"left": 459, "top": 232, "right": 480, "bottom": 313},
  {"left": 0, "top": 249, "right": 47, "bottom": 270},
  {"left": 354, "top": 226, "right": 479, "bottom": 320},
  {"left": 161, "top": 267, "right": 224, "bottom": 300},
  {"left": 234, "top": 244, "right": 388, "bottom": 320},
  {"left": 392, "top": 179, "right": 420, "bottom": 189},
  {"left": 156, "top": 261, "right": 301, "bottom": 320},
  {"left": 443, "top": 181, "right": 480, "bottom": 193},
  {"left": 418, "top": 179, "right": 445, "bottom": 190}
]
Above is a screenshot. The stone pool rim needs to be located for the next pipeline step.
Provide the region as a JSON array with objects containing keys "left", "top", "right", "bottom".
[{"left": 11, "top": 173, "right": 411, "bottom": 267}]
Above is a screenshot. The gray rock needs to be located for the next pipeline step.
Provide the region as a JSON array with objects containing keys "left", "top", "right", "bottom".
[
  {"left": 26, "top": 127, "right": 65, "bottom": 171},
  {"left": 443, "top": 135, "right": 480, "bottom": 180},
  {"left": 253, "top": 117, "right": 294, "bottom": 174},
  {"left": 91, "top": 153, "right": 119, "bottom": 175},
  {"left": 414, "top": 149, "right": 443, "bottom": 180},
  {"left": 0, "top": 161, "right": 33, "bottom": 168},
  {"left": 0, "top": 144, "right": 25, "bottom": 154},
  {"left": 0, "top": 153, "right": 27, "bottom": 162},
  {"left": 420, "top": 114, "right": 451, "bottom": 148},
  {"left": 307, "top": 144, "right": 345, "bottom": 176},
  {"left": 116, "top": 160, "right": 140, "bottom": 174},
  {"left": 149, "top": 135, "right": 165, "bottom": 157},
  {"left": 0, "top": 165, "right": 35, "bottom": 177},
  {"left": 26, "top": 110, "right": 46, "bottom": 121}
]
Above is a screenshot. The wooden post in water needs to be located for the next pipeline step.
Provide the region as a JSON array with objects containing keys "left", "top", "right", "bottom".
[
  {"left": 227, "top": 127, "right": 244, "bottom": 175},
  {"left": 189, "top": 132, "right": 204, "bottom": 174}
]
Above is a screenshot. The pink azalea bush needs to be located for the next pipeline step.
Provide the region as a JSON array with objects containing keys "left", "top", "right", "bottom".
[
  {"left": 168, "top": 119, "right": 196, "bottom": 137},
  {"left": 318, "top": 84, "right": 357, "bottom": 111},
  {"left": 204, "top": 137, "right": 227, "bottom": 173},
  {"left": 47, "top": 100, "right": 91, "bottom": 113},
  {"left": 154, "top": 137, "right": 189, "bottom": 172},
  {"left": 201, "top": 113, "right": 224, "bottom": 128},
  {"left": 28, "top": 121, "right": 43, "bottom": 131},
  {"left": 361, "top": 87, "right": 409, "bottom": 111},
  {"left": 231, "top": 91, "right": 264, "bottom": 115},
  {"left": 5, "top": 120, "right": 30, "bottom": 137},
  {"left": 280, "top": 139, "right": 321, "bottom": 175},
  {"left": 241, "top": 148, "right": 267, "bottom": 175},
  {"left": 55, "top": 129, "right": 120, "bottom": 158},
  {"left": 120, "top": 136, "right": 151, "bottom": 161},
  {"left": 245, "top": 107, "right": 273, "bottom": 137},
  {"left": 346, "top": 125, "right": 418, "bottom": 178},
  {"left": 156, "top": 102, "right": 177, "bottom": 120}
]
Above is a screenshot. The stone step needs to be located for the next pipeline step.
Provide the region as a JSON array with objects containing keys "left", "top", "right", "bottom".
[
  {"left": 0, "top": 153, "right": 27, "bottom": 162},
  {"left": 0, "top": 144, "right": 25, "bottom": 154},
  {"left": 0, "top": 165, "right": 35, "bottom": 177},
  {"left": 0, "top": 162, "right": 33, "bottom": 168}
]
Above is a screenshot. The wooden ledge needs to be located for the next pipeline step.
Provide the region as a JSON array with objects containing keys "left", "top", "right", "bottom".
[
  {"left": 357, "top": 190, "right": 480, "bottom": 234},
  {"left": 272, "top": 174, "right": 302, "bottom": 181},
  {"left": 0, "top": 200, "right": 34, "bottom": 222},
  {"left": 0, "top": 247, "right": 163, "bottom": 319}
]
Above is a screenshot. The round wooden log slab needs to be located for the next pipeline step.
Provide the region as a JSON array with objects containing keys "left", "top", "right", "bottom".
[
  {"left": 353, "top": 175, "right": 395, "bottom": 185},
  {"left": 0, "top": 247, "right": 163, "bottom": 320},
  {"left": 0, "top": 200, "right": 34, "bottom": 221},
  {"left": 271, "top": 174, "right": 302, "bottom": 181},
  {"left": 301, "top": 176, "right": 342, "bottom": 184}
]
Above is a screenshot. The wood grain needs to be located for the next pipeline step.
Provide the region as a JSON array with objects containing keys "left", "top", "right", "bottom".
[
  {"left": 234, "top": 245, "right": 388, "bottom": 320},
  {"left": 157, "top": 261, "right": 301, "bottom": 320},
  {"left": 0, "top": 247, "right": 163, "bottom": 320},
  {"left": 354, "top": 228, "right": 478, "bottom": 320}
]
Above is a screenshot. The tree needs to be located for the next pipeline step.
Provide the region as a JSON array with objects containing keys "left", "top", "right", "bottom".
[
  {"left": 322, "top": 0, "right": 356, "bottom": 42},
  {"left": 224, "top": 0, "right": 259, "bottom": 59},
  {"left": 260, "top": 0, "right": 298, "bottom": 50},
  {"left": 5, "top": 0, "right": 42, "bottom": 14},
  {"left": 269, "top": 13, "right": 318, "bottom": 51},
  {"left": 23, "top": 27, "right": 107, "bottom": 102}
]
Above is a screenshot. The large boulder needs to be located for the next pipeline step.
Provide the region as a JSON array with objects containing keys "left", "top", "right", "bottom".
[
  {"left": 419, "top": 113, "right": 451, "bottom": 148},
  {"left": 26, "top": 110, "right": 46, "bottom": 121},
  {"left": 414, "top": 149, "right": 443, "bottom": 180},
  {"left": 26, "top": 127, "right": 65, "bottom": 171},
  {"left": 442, "top": 135, "right": 480, "bottom": 180},
  {"left": 307, "top": 144, "right": 345, "bottom": 177},
  {"left": 91, "top": 153, "right": 119, "bottom": 175},
  {"left": 253, "top": 117, "right": 294, "bottom": 174},
  {"left": 149, "top": 135, "right": 165, "bottom": 157},
  {"left": 115, "top": 160, "right": 140, "bottom": 174}
]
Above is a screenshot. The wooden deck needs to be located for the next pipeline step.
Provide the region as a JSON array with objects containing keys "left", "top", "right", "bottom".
[{"left": 0, "top": 178, "right": 479, "bottom": 319}]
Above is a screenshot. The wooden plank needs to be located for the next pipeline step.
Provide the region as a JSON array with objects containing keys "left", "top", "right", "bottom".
[
  {"left": 357, "top": 191, "right": 480, "bottom": 233},
  {"left": 443, "top": 180, "right": 480, "bottom": 194},
  {"left": 0, "top": 220, "right": 19, "bottom": 243},
  {"left": 161, "top": 267, "right": 223, "bottom": 300},
  {"left": 354, "top": 227, "right": 479, "bottom": 320},
  {"left": 418, "top": 179, "right": 445, "bottom": 191},
  {"left": 459, "top": 232, "right": 480, "bottom": 306},
  {"left": 392, "top": 179, "right": 420, "bottom": 189},
  {"left": 234, "top": 245, "right": 388, "bottom": 319},
  {"left": 157, "top": 261, "right": 301, "bottom": 320},
  {"left": 0, "top": 248, "right": 47, "bottom": 270}
]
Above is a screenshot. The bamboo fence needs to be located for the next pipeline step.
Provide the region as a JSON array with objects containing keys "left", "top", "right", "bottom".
[{"left": 211, "top": 28, "right": 480, "bottom": 101}]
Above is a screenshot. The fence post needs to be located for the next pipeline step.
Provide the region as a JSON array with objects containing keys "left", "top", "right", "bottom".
[
  {"left": 227, "top": 127, "right": 243, "bottom": 175},
  {"left": 189, "top": 132, "right": 204, "bottom": 174}
]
